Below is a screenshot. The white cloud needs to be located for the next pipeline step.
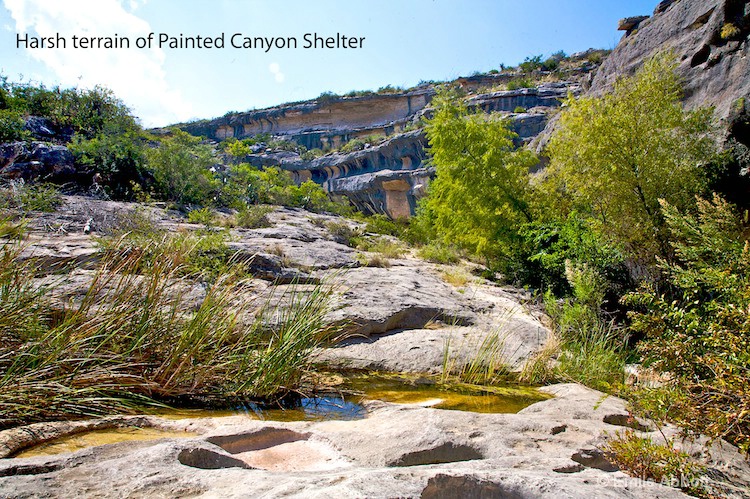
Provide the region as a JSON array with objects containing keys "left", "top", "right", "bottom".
[
  {"left": 269, "top": 62, "right": 284, "bottom": 84},
  {"left": 4, "top": 0, "right": 190, "bottom": 127}
]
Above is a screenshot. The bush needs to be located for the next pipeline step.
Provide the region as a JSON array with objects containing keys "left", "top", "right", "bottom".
[
  {"left": 356, "top": 236, "right": 405, "bottom": 259},
  {"left": 317, "top": 91, "right": 339, "bottom": 105},
  {"left": 69, "top": 131, "right": 150, "bottom": 199},
  {"left": 513, "top": 106, "right": 526, "bottom": 113},
  {"left": 187, "top": 207, "right": 215, "bottom": 226},
  {"left": 519, "top": 55, "right": 543, "bottom": 73},
  {"left": 623, "top": 196, "right": 750, "bottom": 452},
  {"left": 147, "top": 130, "right": 217, "bottom": 205},
  {"left": 220, "top": 164, "right": 341, "bottom": 213},
  {"left": 507, "top": 78, "right": 533, "bottom": 90},
  {"left": 235, "top": 205, "right": 273, "bottom": 229},
  {"left": 417, "top": 242, "right": 461, "bottom": 264},
  {"left": 0, "top": 109, "right": 28, "bottom": 142},
  {"left": 325, "top": 221, "right": 360, "bottom": 246},
  {"left": 520, "top": 213, "right": 632, "bottom": 297},
  {"left": 721, "top": 23, "right": 741, "bottom": 39},
  {"left": 0, "top": 180, "right": 62, "bottom": 212},
  {"left": 605, "top": 431, "right": 705, "bottom": 495},
  {"left": 340, "top": 137, "right": 366, "bottom": 154},
  {"left": 3, "top": 81, "right": 137, "bottom": 139}
]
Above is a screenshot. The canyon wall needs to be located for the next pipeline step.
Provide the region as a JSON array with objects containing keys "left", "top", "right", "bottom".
[{"left": 184, "top": 84, "right": 577, "bottom": 218}]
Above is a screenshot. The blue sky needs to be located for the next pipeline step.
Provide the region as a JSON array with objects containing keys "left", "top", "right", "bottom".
[{"left": 1, "top": 0, "right": 657, "bottom": 127}]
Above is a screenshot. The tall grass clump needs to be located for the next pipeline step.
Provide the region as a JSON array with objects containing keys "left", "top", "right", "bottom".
[
  {"left": 441, "top": 330, "right": 510, "bottom": 386},
  {"left": 0, "top": 227, "right": 341, "bottom": 428},
  {"left": 520, "top": 262, "right": 626, "bottom": 392}
]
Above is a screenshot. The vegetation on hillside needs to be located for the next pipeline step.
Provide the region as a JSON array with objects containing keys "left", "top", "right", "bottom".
[{"left": 413, "top": 52, "right": 749, "bottom": 473}]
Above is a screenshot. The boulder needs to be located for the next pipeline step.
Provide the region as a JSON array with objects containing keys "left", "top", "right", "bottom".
[
  {"left": 23, "top": 117, "right": 56, "bottom": 140},
  {"left": 617, "top": 15, "right": 650, "bottom": 31},
  {"left": 0, "top": 141, "right": 26, "bottom": 169},
  {"left": 0, "top": 141, "right": 75, "bottom": 180}
]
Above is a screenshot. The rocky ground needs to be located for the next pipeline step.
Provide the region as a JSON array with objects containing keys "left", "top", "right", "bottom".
[
  {"left": 2, "top": 195, "right": 749, "bottom": 498},
  {"left": 15, "top": 195, "right": 550, "bottom": 373},
  {"left": 1, "top": 384, "right": 749, "bottom": 498}
]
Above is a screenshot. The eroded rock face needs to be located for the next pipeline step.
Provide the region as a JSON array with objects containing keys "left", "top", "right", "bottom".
[
  {"left": 590, "top": 0, "right": 750, "bottom": 125},
  {"left": 2, "top": 384, "right": 747, "bottom": 498},
  {"left": 182, "top": 90, "right": 434, "bottom": 148},
  {"left": 185, "top": 83, "right": 577, "bottom": 218}
]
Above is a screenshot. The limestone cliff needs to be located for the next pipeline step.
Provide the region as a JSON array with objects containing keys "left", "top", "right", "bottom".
[
  {"left": 590, "top": 0, "right": 750, "bottom": 127},
  {"left": 183, "top": 83, "right": 578, "bottom": 218}
]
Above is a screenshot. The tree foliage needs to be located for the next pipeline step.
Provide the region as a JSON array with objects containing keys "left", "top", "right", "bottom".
[
  {"left": 147, "top": 130, "right": 217, "bottom": 205},
  {"left": 416, "top": 86, "right": 538, "bottom": 269},
  {"left": 546, "top": 53, "right": 717, "bottom": 264}
]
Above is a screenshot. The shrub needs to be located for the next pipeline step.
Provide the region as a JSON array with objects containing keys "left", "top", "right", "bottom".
[
  {"left": 507, "top": 78, "right": 533, "bottom": 90},
  {"left": 317, "top": 91, "right": 339, "bottom": 104},
  {"left": 356, "top": 236, "right": 405, "bottom": 259},
  {"left": 225, "top": 139, "right": 253, "bottom": 157},
  {"left": 235, "top": 204, "right": 273, "bottom": 229},
  {"left": 300, "top": 148, "right": 324, "bottom": 161},
  {"left": 513, "top": 106, "right": 526, "bottom": 113},
  {"left": 605, "top": 431, "right": 705, "bottom": 494},
  {"left": 340, "top": 137, "right": 366, "bottom": 154},
  {"left": 363, "top": 214, "right": 405, "bottom": 237},
  {"left": 417, "top": 242, "right": 461, "bottom": 264},
  {"left": 441, "top": 268, "right": 470, "bottom": 287},
  {"left": 623, "top": 195, "right": 750, "bottom": 452},
  {"left": 721, "top": 23, "right": 741, "bottom": 39},
  {"left": 0, "top": 180, "right": 62, "bottom": 212},
  {"left": 519, "top": 55, "right": 543, "bottom": 73},
  {"left": 0, "top": 109, "right": 28, "bottom": 142},
  {"left": 69, "top": 131, "right": 150, "bottom": 199},
  {"left": 325, "top": 221, "right": 360, "bottom": 246},
  {"left": 187, "top": 207, "right": 215, "bottom": 226},
  {"left": 520, "top": 213, "right": 632, "bottom": 296}
]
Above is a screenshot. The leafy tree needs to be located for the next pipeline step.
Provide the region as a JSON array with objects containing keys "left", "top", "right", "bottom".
[
  {"left": 546, "top": 52, "right": 717, "bottom": 265},
  {"left": 519, "top": 55, "right": 543, "bottom": 73},
  {"left": 147, "top": 130, "right": 216, "bottom": 205},
  {"left": 416, "top": 86, "right": 539, "bottom": 271}
]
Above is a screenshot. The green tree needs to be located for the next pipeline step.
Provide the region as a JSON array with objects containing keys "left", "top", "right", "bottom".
[
  {"left": 147, "top": 130, "right": 216, "bottom": 205},
  {"left": 417, "top": 86, "right": 539, "bottom": 270},
  {"left": 546, "top": 52, "right": 717, "bottom": 265}
]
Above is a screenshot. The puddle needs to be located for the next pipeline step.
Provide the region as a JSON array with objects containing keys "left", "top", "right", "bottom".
[
  {"left": 13, "top": 374, "right": 549, "bottom": 458},
  {"left": 155, "top": 395, "right": 367, "bottom": 422},
  {"left": 345, "top": 372, "right": 551, "bottom": 413},
  {"left": 14, "top": 427, "right": 196, "bottom": 458}
]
